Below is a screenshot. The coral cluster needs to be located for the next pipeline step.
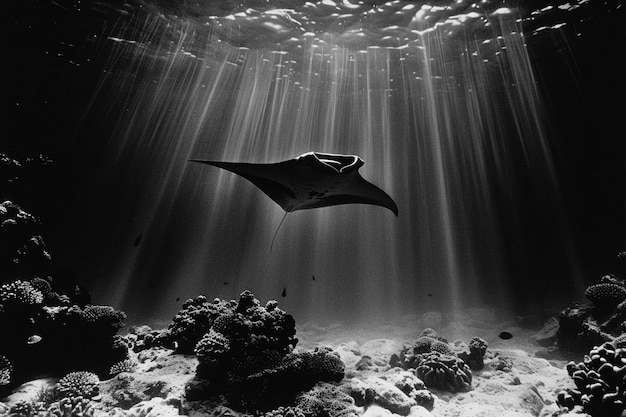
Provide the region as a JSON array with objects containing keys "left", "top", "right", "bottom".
[
  {"left": 184, "top": 291, "right": 347, "bottom": 411},
  {"left": 56, "top": 371, "right": 100, "bottom": 400},
  {"left": 557, "top": 264, "right": 626, "bottom": 353},
  {"left": 167, "top": 295, "right": 237, "bottom": 353},
  {"left": 0, "top": 280, "right": 129, "bottom": 388},
  {"left": 557, "top": 341, "right": 626, "bottom": 416},
  {"left": 393, "top": 329, "right": 477, "bottom": 392},
  {"left": 109, "top": 358, "right": 138, "bottom": 376},
  {"left": 0, "top": 200, "right": 51, "bottom": 280}
]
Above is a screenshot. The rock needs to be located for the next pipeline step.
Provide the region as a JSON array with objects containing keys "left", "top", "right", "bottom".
[
  {"left": 381, "top": 369, "right": 426, "bottom": 399},
  {"left": 336, "top": 342, "right": 362, "bottom": 368},
  {"left": 362, "top": 404, "right": 393, "bottom": 417},
  {"left": 360, "top": 339, "right": 405, "bottom": 367},
  {"left": 530, "top": 317, "right": 559, "bottom": 347},
  {"left": 408, "top": 405, "right": 435, "bottom": 417},
  {"left": 363, "top": 376, "right": 416, "bottom": 416},
  {"left": 1, "top": 378, "right": 57, "bottom": 409},
  {"left": 126, "top": 397, "right": 182, "bottom": 416}
]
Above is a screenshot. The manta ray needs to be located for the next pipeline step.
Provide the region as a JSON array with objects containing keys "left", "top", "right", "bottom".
[
  {"left": 190, "top": 151, "right": 398, "bottom": 216},
  {"left": 191, "top": 152, "right": 398, "bottom": 250}
]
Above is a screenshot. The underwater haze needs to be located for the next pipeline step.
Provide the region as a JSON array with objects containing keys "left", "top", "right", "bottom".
[{"left": 6, "top": 0, "right": 625, "bottom": 327}]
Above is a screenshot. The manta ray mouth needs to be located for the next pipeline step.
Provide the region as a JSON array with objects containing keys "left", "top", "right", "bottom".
[{"left": 303, "top": 152, "right": 361, "bottom": 173}]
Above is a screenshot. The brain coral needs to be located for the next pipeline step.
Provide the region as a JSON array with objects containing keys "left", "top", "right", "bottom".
[
  {"left": 585, "top": 282, "right": 626, "bottom": 311},
  {"left": 56, "top": 371, "right": 100, "bottom": 399},
  {"left": 416, "top": 353, "right": 472, "bottom": 393}
]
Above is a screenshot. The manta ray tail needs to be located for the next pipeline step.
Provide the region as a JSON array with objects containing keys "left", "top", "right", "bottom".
[{"left": 270, "top": 211, "right": 289, "bottom": 254}]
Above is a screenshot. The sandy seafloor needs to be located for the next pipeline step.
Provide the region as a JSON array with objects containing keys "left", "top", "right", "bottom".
[{"left": 0, "top": 306, "right": 588, "bottom": 417}]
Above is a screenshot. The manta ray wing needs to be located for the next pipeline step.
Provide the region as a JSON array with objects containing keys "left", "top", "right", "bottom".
[{"left": 190, "top": 152, "right": 398, "bottom": 216}]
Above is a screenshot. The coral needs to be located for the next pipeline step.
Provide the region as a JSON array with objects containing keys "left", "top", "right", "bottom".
[
  {"left": 8, "top": 400, "right": 36, "bottom": 417},
  {"left": 0, "top": 355, "right": 11, "bottom": 386},
  {"left": 263, "top": 406, "right": 306, "bottom": 417},
  {"left": 167, "top": 295, "right": 236, "bottom": 353},
  {"left": 585, "top": 281, "right": 626, "bottom": 313},
  {"left": 186, "top": 291, "right": 342, "bottom": 411},
  {"left": 56, "top": 372, "right": 100, "bottom": 400},
  {"left": 397, "top": 329, "right": 456, "bottom": 369},
  {"left": 415, "top": 352, "right": 472, "bottom": 392},
  {"left": 557, "top": 341, "right": 626, "bottom": 416},
  {"left": 224, "top": 347, "right": 345, "bottom": 410},
  {"left": 295, "top": 382, "right": 360, "bottom": 417},
  {"left": 109, "top": 359, "right": 138, "bottom": 376},
  {"left": 68, "top": 305, "right": 126, "bottom": 336},
  {"left": 46, "top": 396, "right": 94, "bottom": 417},
  {"left": 468, "top": 337, "right": 488, "bottom": 370},
  {"left": 0, "top": 201, "right": 51, "bottom": 281},
  {"left": 0, "top": 280, "right": 44, "bottom": 307},
  {"left": 490, "top": 353, "right": 514, "bottom": 372},
  {"left": 359, "top": 377, "right": 416, "bottom": 416}
]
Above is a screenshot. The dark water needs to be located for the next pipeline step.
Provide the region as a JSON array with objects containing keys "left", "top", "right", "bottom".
[{"left": 5, "top": 0, "right": 625, "bottom": 327}]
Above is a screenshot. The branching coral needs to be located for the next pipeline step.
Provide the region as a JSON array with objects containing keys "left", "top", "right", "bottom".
[
  {"left": 46, "top": 396, "right": 94, "bottom": 417},
  {"left": 109, "top": 359, "right": 138, "bottom": 376},
  {"left": 69, "top": 305, "right": 126, "bottom": 336},
  {"left": 56, "top": 372, "right": 100, "bottom": 400},
  {"left": 415, "top": 352, "right": 472, "bottom": 392},
  {"left": 0, "top": 280, "right": 44, "bottom": 307},
  {"left": 557, "top": 341, "right": 626, "bottom": 416},
  {"left": 0, "top": 355, "right": 11, "bottom": 386}
]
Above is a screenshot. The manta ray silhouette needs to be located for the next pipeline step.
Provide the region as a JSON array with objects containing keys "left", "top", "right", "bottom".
[{"left": 190, "top": 151, "right": 398, "bottom": 216}]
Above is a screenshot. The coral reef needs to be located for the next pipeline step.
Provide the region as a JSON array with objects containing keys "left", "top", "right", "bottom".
[
  {"left": 556, "top": 259, "right": 626, "bottom": 353},
  {"left": 166, "top": 295, "right": 237, "bottom": 354},
  {"left": 55, "top": 372, "right": 100, "bottom": 400},
  {"left": 184, "top": 291, "right": 349, "bottom": 411},
  {"left": 557, "top": 341, "right": 626, "bottom": 417},
  {"left": 0, "top": 201, "right": 51, "bottom": 281}
]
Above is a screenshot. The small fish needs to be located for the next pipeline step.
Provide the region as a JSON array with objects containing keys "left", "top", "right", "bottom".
[
  {"left": 223, "top": 282, "right": 229, "bottom": 285},
  {"left": 427, "top": 293, "right": 433, "bottom": 297},
  {"left": 175, "top": 297, "right": 180, "bottom": 302},
  {"left": 312, "top": 275, "right": 315, "bottom": 281},
  {"left": 134, "top": 233, "right": 143, "bottom": 247},
  {"left": 282, "top": 287, "right": 287, "bottom": 297},
  {"left": 27, "top": 335, "right": 42, "bottom": 345},
  {"left": 499, "top": 331, "right": 513, "bottom": 340}
]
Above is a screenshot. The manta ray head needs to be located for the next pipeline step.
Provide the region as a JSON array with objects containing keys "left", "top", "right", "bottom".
[{"left": 297, "top": 152, "right": 364, "bottom": 174}]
